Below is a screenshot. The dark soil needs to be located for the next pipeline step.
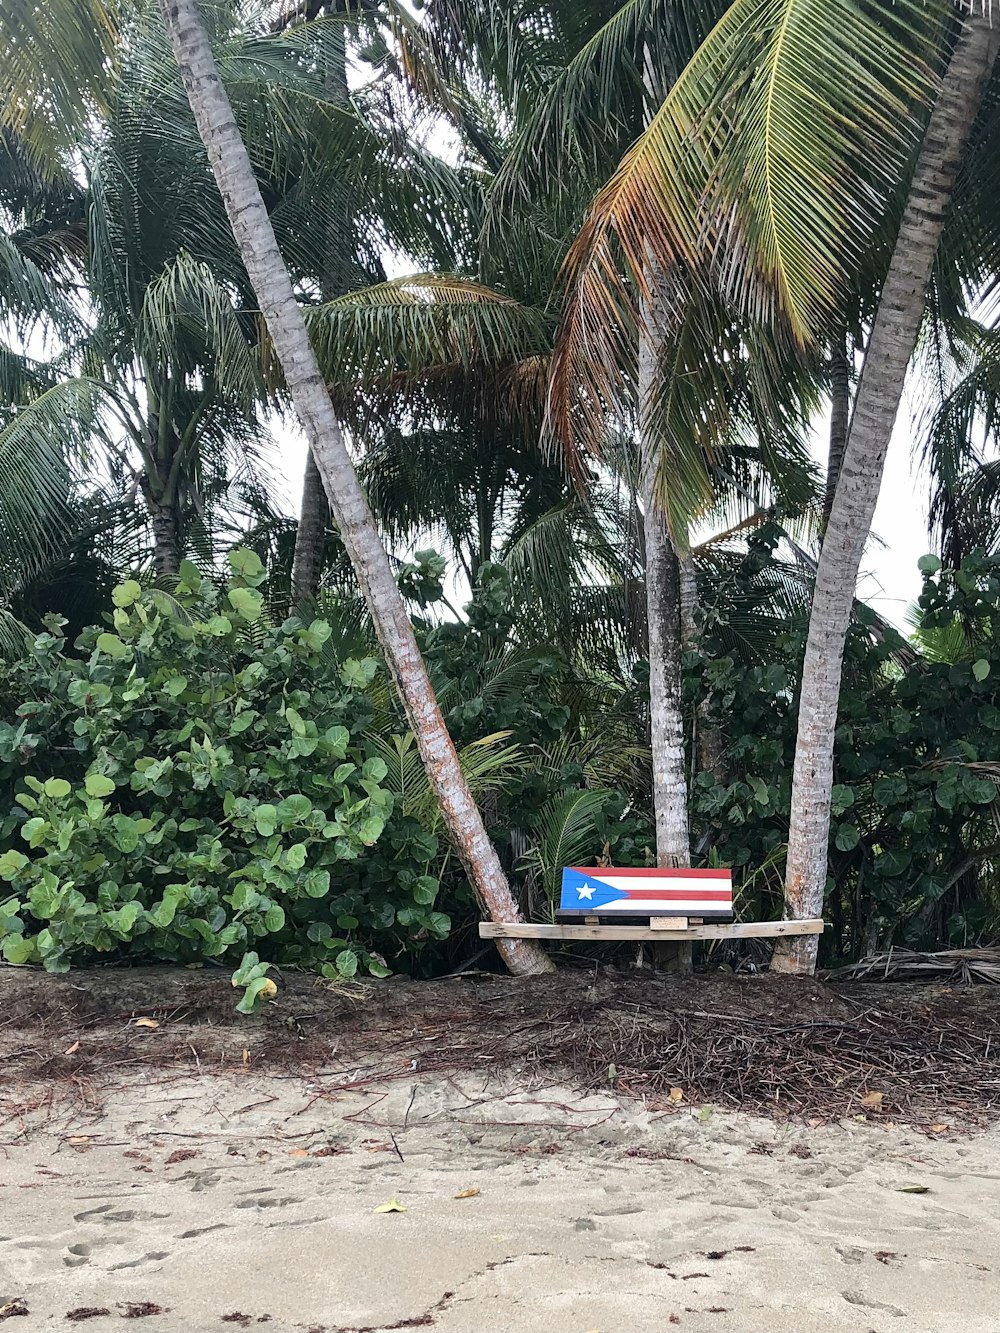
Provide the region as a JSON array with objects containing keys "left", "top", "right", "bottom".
[{"left": 1, "top": 963, "right": 998, "bottom": 1129}]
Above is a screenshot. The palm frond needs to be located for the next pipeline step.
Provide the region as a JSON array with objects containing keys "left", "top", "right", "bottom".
[
  {"left": 517, "top": 787, "right": 617, "bottom": 908},
  {"left": 362, "top": 728, "right": 524, "bottom": 831},
  {"left": 0, "top": 377, "right": 110, "bottom": 583},
  {"left": 137, "top": 251, "right": 263, "bottom": 404},
  {"left": 0, "top": 0, "right": 117, "bottom": 173},
  {"left": 548, "top": 0, "right": 948, "bottom": 472},
  {"left": 307, "top": 274, "right": 552, "bottom": 389}
]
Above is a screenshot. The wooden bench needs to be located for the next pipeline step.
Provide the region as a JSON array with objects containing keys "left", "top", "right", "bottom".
[{"left": 479, "top": 866, "right": 824, "bottom": 944}]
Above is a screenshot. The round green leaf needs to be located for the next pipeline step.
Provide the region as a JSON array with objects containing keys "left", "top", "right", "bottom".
[
  {"left": 303, "top": 869, "right": 331, "bottom": 899},
  {"left": 285, "top": 843, "right": 308, "bottom": 871},
  {"left": 834, "top": 824, "right": 860, "bottom": 852},
  {"left": 43, "top": 777, "right": 71, "bottom": 799},
  {"left": 264, "top": 904, "right": 286, "bottom": 933},
  {"left": 85, "top": 773, "right": 116, "bottom": 798},
  {"left": 0, "top": 849, "right": 28, "bottom": 880},
  {"left": 276, "top": 793, "right": 312, "bottom": 823},
  {"left": 254, "top": 804, "right": 277, "bottom": 837},
  {"left": 96, "top": 633, "right": 129, "bottom": 660},
  {"left": 335, "top": 948, "right": 358, "bottom": 978},
  {"left": 228, "top": 587, "right": 264, "bottom": 621},
  {"left": 112, "top": 579, "right": 143, "bottom": 609},
  {"left": 973, "top": 659, "right": 991, "bottom": 683},
  {"left": 358, "top": 816, "right": 384, "bottom": 846},
  {"left": 228, "top": 548, "right": 264, "bottom": 579}
]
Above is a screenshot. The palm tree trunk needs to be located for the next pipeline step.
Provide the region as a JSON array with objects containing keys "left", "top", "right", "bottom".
[
  {"left": 640, "top": 459, "right": 693, "bottom": 976},
  {"left": 291, "top": 450, "right": 328, "bottom": 602},
  {"left": 822, "top": 331, "right": 850, "bottom": 535},
  {"left": 639, "top": 327, "right": 691, "bottom": 870},
  {"left": 148, "top": 503, "right": 181, "bottom": 576},
  {"left": 679, "top": 554, "right": 726, "bottom": 783},
  {"left": 159, "top": 0, "right": 552, "bottom": 977},
  {"left": 641, "top": 481, "right": 690, "bottom": 866},
  {"left": 637, "top": 52, "right": 691, "bottom": 883},
  {"left": 773, "top": 9, "right": 1000, "bottom": 975},
  {"left": 289, "top": 0, "right": 345, "bottom": 604}
]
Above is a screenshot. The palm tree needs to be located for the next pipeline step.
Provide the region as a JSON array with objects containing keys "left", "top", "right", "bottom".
[
  {"left": 156, "top": 0, "right": 552, "bottom": 975},
  {"left": 775, "top": 9, "right": 1000, "bottom": 971},
  {"left": 538, "top": 0, "right": 1000, "bottom": 969},
  {"left": 1, "top": 3, "right": 356, "bottom": 576},
  {"left": 417, "top": 0, "right": 814, "bottom": 888}
]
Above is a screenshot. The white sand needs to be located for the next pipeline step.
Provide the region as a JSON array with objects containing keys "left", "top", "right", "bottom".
[{"left": 1, "top": 1068, "right": 997, "bottom": 1332}]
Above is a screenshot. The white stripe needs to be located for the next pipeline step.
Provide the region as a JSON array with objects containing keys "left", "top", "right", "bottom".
[{"left": 579, "top": 897, "right": 730, "bottom": 912}]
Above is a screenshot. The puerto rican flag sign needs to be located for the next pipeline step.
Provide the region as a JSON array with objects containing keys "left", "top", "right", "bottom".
[{"left": 559, "top": 867, "right": 733, "bottom": 918}]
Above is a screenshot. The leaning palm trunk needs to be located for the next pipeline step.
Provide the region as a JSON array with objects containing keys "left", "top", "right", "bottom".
[
  {"left": 774, "top": 9, "right": 1000, "bottom": 974},
  {"left": 159, "top": 0, "right": 552, "bottom": 976}
]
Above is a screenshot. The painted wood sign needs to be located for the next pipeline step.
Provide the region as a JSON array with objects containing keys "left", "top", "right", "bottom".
[{"left": 558, "top": 866, "right": 733, "bottom": 919}]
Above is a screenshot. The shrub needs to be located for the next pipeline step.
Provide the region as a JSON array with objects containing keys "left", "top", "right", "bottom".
[
  {"left": 689, "top": 540, "right": 1000, "bottom": 955},
  {"left": 0, "top": 551, "right": 449, "bottom": 992}
]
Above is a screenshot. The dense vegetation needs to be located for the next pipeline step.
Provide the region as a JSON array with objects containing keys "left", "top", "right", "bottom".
[{"left": 2, "top": 0, "right": 1000, "bottom": 993}]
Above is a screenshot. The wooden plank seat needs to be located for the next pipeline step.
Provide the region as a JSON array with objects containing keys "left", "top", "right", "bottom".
[{"left": 479, "top": 919, "right": 825, "bottom": 941}]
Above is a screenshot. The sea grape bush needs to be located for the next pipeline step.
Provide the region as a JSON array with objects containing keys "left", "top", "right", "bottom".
[
  {"left": 688, "top": 538, "right": 1000, "bottom": 954},
  {"left": 0, "top": 551, "right": 448, "bottom": 995}
]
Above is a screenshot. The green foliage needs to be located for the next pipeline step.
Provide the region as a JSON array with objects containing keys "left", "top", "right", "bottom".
[
  {"left": 688, "top": 535, "right": 1000, "bottom": 955},
  {"left": 0, "top": 553, "right": 450, "bottom": 982},
  {"left": 0, "top": 550, "right": 652, "bottom": 984},
  {"left": 420, "top": 563, "right": 654, "bottom": 917}
]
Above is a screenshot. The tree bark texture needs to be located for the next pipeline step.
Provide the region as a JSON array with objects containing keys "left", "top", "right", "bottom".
[
  {"left": 289, "top": 0, "right": 347, "bottom": 603},
  {"left": 159, "top": 0, "right": 552, "bottom": 976},
  {"left": 639, "top": 352, "right": 691, "bottom": 870},
  {"left": 822, "top": 332, "right": 850, "bottom": 535},
  {"left": 775, "top": 10, "right": 1000, "bottom": 974},
  {"left": 291, "top": 449, "right": 329, "bottom": 602},
  {"left": 148, "top": 498, "right": 182, "bottom": 576}
]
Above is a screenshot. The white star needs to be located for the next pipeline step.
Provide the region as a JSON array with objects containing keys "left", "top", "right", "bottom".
[{"left": 576, "top": 882, "right": 596, "bottom": 900}]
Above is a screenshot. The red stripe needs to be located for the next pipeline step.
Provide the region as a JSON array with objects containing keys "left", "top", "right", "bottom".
[
  {"left": 618, "top": 888, "right": 732, "bottom": 902},
  {"left": 570, "top": 866, "right": 731, "bottom": 880}
]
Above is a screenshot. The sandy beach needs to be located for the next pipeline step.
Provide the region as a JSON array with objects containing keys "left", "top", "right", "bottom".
[{"left": 1, "top": 969, "right": 997, "bottom": 1331}]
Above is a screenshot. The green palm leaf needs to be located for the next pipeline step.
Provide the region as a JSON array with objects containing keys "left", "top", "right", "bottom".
[
  {"left": 518, "top": 788, "right": 617, "bottom": 908},
  {"left": 552, "top": 0, "right": 946, "bottom": 387},
  {"left": 307, "top": 274, "right": 552, "bottom": 388},
  {"left": 362, "top": 728, "right": 524, "bottom": 830}
]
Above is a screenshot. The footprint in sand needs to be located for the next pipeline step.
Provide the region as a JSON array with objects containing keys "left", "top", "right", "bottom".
[
  {"left": 234, "top": 1196, "right": 303, "bottom": 1210},
  {"left": 175, "top": 1170, "right": 222, "bottom": 1192},
  {"left": 107, "top": 1252, "right": 170, "bottom": 1271},
  {"left": 835, "top": 1246, "right": 866, "bottom": 1265},
  {"left": 75, "top": 1205, "right": 169, "bottom": 1225},
  {"left": 64, "top": 1244, "right": 92, "bottom": 1269},
  {"left": 842, "top": 1290, "right": 906, "bottom": 1316},
  {"left": 175, "top": 1224, "right": 230, "bottom": 1240}
]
